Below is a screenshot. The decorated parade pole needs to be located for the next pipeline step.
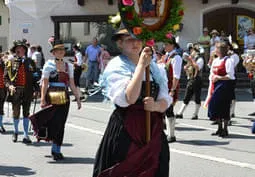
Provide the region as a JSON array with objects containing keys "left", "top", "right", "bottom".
[{"left": 111, "top": 0, "right": 184, "bottom": 143}]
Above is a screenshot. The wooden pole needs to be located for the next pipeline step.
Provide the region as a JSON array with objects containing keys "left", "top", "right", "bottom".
[{"left": 145, "top": 66, "right": 151, "bottom": 143}]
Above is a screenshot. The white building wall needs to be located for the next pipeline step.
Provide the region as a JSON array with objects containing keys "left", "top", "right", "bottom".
[
  {"left": 0, "top": 1, "right": 9, "bottom": 52},
  {"left": 5, "top": 0, "right": 255, "bottom": 58},
  {"left": 180, "top": 0, "right": 255, "bottom": 48},
  {"left": 6, "top": 0, "right": 117, "bottom": 59}
]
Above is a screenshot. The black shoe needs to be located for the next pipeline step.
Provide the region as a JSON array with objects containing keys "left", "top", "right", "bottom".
[
  {"left": 12, "top": 133, "right": 18, "bottom": 142},
  {"left": 80, "top": 96, "right": 85, "bottom": 100},
  {"left": 175, "top": 114, "right": 183, "bottom": 119},
  {"left": 211, "top": 129, "right": 222, "bottom": 136},
  {"left": 211, "top": 121, "right": 218, "bottom": 125},
  {"left": 167, "top": 136, "right": 176, "bottom": 143},
  {"left": 228, "top": 120, "right": 232, "bottom": 126},
  {"left": 191, "top": 115, "right": 198, "bottom": 120},
  {"left": 231, "top": 113, "right": 235, "bottom": 118},
  {"left": 248, "top": 112, "right": 255, "bottom": 116},
  {"left": 22, "top": 137, "right": 32, "bottom": 144},
  {"left": 219, "top": 129, "right": 228, "bottom": 137},
  {"left": 52, "top": 152, "right": 64, "bottom": 160},
  {"left": 0, "top": 126, "right": 6, "bottom": 133}
]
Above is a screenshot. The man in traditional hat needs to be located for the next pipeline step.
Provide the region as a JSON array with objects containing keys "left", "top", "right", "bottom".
[
  {"left": 198, "top": 27, "right": 210, "bottom": 71},
  {"left": 210, "top": 29, "right": 220, "bottom": 54},
  {"left": 162, "top": 35, "right": 183, "bottom": 143},
  {"left": 4, "top": 40, "right": 37, "bottom": 143}
]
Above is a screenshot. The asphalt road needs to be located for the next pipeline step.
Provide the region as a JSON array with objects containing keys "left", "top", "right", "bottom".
[{"left": 0, "top": 89, "right": 254, "bottom": 177}]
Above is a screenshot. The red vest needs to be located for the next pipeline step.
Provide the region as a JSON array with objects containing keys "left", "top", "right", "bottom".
[{"left": 15, "top": 63, "right": 26, "bottom": 86}]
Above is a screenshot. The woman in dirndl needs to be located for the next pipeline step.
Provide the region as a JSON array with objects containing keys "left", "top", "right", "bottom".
[
  {"left": 92, "top": 27, "right": 172, "bottom": 177},
  {"left": 37, "top": 40, "right": 81, "bottom": 160},
  {"left": 208, "top": 40, "right": 235, "bottom": 137}
]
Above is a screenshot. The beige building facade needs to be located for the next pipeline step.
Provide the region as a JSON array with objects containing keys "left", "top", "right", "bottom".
[
  {"left": 4, "top": 0, "right": 255, "bottom": 58},
  {"left": 0, "top": 1, "right": 9, "bottom": 52}
]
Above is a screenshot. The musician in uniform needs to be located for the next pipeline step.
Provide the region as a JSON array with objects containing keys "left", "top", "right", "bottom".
[
  {"left": 0, "top": 55, "right": 6, "bottom": 133},
  {"left": 162, "top": 35, "right": 183, "bottom": 143},
  {"left": 4, "top": 40, "right": 37, "bottom": 143},
  {"left": 176, "top": 44, "right": 204, "bottom": 120}
]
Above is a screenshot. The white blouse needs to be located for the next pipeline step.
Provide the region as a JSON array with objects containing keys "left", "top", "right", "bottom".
[
  {"left": 167, "top": 50, "right": 183, "bottom": 80},
  {"left": 42, "top": 59, "right": 74, "bottom": 79},
  {"left": 100, "top": 55, "right": 172, "bottom": 108},
  {"left": 209, "top": 57, "right": 235, "bottom": 80}
]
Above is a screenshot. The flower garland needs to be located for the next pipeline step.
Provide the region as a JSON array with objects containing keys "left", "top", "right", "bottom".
[{"left": 109, "top": 0, "right": 184, "bottom": 45}]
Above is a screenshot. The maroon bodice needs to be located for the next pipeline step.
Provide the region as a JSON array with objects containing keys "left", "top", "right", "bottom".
[{"left": 212, "top": 57, "right": 228, "bottom": 76}]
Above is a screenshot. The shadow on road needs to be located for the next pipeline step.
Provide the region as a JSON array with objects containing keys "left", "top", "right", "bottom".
[
  {"left": 47, "top": 157, "right": 95, "bottom": 164},
  {"left": 177, "top": 140, "right": 230, "bottom": 146},
  {"left": 175, "top": 127, "right": 206, "bottom": 131},
  {"left": 226, "top": 134, "right": 255, "bottom": 139},
  {"left": 28, "top": 142, "right": 73, "bottom": 147},
  {"left": 0, "top": 165, "right": 35, "bottom": 176}
]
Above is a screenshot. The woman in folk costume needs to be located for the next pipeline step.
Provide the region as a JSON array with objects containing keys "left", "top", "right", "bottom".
[
  {"left": 30, "top": 40, "right": 81, "bottom": 160},
  {"left": 93, "top": 27, "right": 172, "bottom": 177},
  {"left": 208, "top": 40, "right": 236, "bottom": 137}
]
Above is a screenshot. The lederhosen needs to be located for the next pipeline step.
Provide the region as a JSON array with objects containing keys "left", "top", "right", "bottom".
[
  {"left": 93, "top": 81, "right": 169, "bottom": 177},
  {"left": 164, "top": 53, "right": 180, "bottom": 117},
  {"left": 183, "top": 56, "right": 203, "bottom": 105},
  {"left": 30, "top": 62, "right": 70, "bottom": 145},
  {"left": 73, "top": 54, "right": 82, "bottom": 87},
  {"left": 4, "top": 58, "right": 36, "bottom": 119},
  {"left": 0, "top": 60, "right": 6, "bottom": 116}
]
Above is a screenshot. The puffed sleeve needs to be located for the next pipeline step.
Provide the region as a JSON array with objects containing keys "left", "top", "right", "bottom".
[
  {"left": 41, "top": 60, "right": 55, "bottom": 79},
  {"left": 225, "top": 58, "right": 235, "bottom": 80},
  {"left": 155, "top": 63, "right": 172, "bottom": 107},
  {"left": 100, "top": 57, "right": 132, "bottom": 107},
  {"left": 172, "top": 55, "right": 183, "bottom": 79}
]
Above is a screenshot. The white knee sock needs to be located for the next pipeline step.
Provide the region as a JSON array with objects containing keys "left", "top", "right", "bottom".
[
  {"left": 177, "top": 103, "right": 187, "bottom": 115},
  {"left": 166, "top": 117, "right": 175, "bottom": 137}
]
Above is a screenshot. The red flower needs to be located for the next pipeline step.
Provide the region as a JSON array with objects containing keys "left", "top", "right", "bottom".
[
  {"left": 126, "top": 12, "right": 134, "bottom": 20},
  {"left": 146, "top": 39, "right": 155, "bottom": 47},
  {"left": 133, "top": 27, "right": 142, "bottom": 35},
  {"left": 122, "top": 0, "right": 134, "bottom": 6},
  {"left": 178, "top": 10, "right": 184, "bottom": 16},
  {"left": 166, "top": 32, "right": 173, "bottom": 39}
]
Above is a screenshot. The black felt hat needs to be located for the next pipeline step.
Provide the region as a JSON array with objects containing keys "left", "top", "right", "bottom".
[{"left": 11, "top": 40, "right": 28, "bottom": 53}]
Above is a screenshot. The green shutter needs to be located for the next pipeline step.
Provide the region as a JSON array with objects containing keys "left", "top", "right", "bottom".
[{"left": 0, "top": 16, "right": 2, "bottom": 25}]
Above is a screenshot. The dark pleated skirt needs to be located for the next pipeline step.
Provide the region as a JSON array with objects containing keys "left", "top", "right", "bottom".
[
  {"left": 208, "top": 80, "right": 234, "bottom": 120},
  {"left": 29, "top": 101, "right": 70, "bottom": 145},
  {"left": 93, "top": 105, "right": 169, "bottom": 177}
]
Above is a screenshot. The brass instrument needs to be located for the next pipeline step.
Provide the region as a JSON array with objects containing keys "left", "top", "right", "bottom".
[
  {"left": 242, "top": 50, "right": 255, "bottom": 73},
  {"left": 183, "top": 52, "right": 198, "bottom": 79}
]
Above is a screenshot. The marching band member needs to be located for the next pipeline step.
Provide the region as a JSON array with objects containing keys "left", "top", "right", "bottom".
[
  {"left": 225, "top": 39, "right": 240, "bottom": 119},
  {"left": 4, "top": 40, "right": 37, "bottom": 143},
  {"left": 34, "top": 40, "right": 81, "bottom": 160},
  {"left": 93, "top": 27, "right": 172, "bottom": 177},
  {"left": 208, "top": 41, "right": 235, "bottom": 137},
  {"left": 162, "top": 34, "right": 183, "bottom": 143},
  {"left": 0, "top": 54, "right": 6, "bottom": 133},
  {"left": 176, "top": 44, "right": 204, "bottom": 120}
]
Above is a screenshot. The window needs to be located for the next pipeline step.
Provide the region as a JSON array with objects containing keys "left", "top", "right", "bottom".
[
  {"left": 51, "top": 15, "right": 120, "bottom": 56},
  {"left": 0, "top": 16, "right": 2, "bottom": 25}
]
